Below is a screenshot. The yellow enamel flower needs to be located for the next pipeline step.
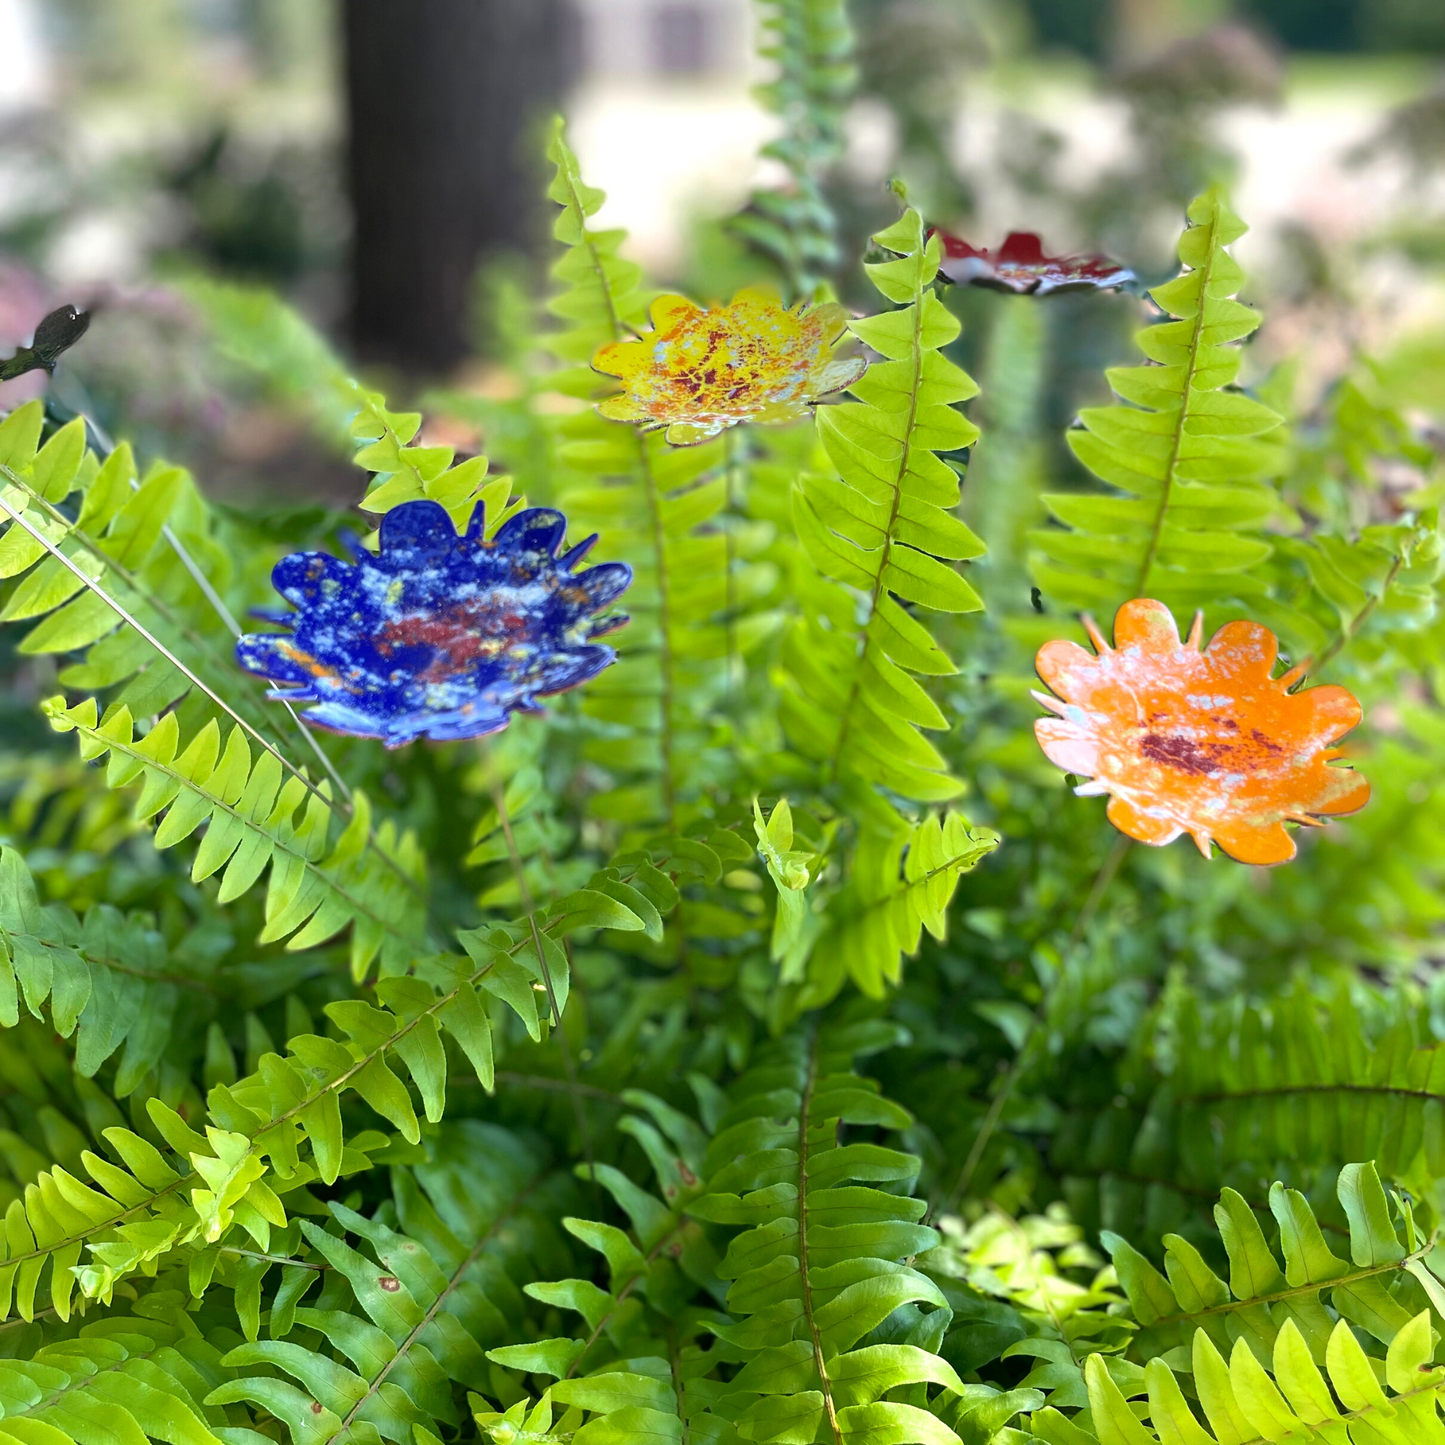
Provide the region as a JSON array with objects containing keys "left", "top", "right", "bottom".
[{"left": 592, "top": 288, "right": 866, "bottom": 446}]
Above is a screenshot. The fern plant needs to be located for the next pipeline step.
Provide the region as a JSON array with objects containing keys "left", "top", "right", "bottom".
[
  {"left": 785, "top": 208, "right": 985, "bottom": 806},
  {"left": 0, "top": 15, "right": 1441, "bottom": 1445}
]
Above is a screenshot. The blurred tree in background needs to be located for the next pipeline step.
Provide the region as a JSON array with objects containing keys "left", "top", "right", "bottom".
[{"left": 342, "top": 0, "right": 578, "bottom": 372}]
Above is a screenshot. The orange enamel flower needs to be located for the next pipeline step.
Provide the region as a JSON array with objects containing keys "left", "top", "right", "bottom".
[
  {"left": 591, "top": 288, "right": 865, "bottom": 446},
  {"left": 1033, "top": 599, "right": 1369, "bottom": 865}
]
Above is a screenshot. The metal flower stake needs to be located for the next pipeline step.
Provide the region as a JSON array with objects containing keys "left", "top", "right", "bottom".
[
  {"left": 236, "top": 500, "right": 632, "bottom": 746},
  {"left": 932, "top": 229, "right": 1135, "bottom": 295},
  {"left": 591, "top": 287, "right": 866, "bottom": 445},
  {"left": 1033, "top": 598, "right": 1369, "bottom": 864}
]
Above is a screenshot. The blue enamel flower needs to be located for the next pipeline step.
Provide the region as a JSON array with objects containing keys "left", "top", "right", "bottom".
[{"left": 236, "top": 500, "right": 631, "bottom": 747}]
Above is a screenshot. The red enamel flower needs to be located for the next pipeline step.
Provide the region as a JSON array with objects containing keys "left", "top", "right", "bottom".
[{"left": 932, "top": 230, "right": 1134, "bottom": 296}]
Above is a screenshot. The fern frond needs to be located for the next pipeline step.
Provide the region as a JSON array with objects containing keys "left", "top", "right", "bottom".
[
  {"left": 42, "top": 700, "right": 425, "bottom": 980},
  {"left": 689, "top": 1018, "right": 964, "bottom": 1445},
  {"left": 545, "top": 124, "right": 776, "bottom": 841},
  {"left": 0, "top": 1097, "right": 274, "bottom": 1325},
  {"left": 0, "top": 846, "right": 222, "bottom": 1094},
  {"left": 1078, "top": 1307, "right": 1444, "bottom": 1445},
  {"left": 1031, "top": 188, "right": 1285, "bottom": 618},
  {"left": 1052, "top": 984, "right": 1445, "bottom": 1250},
  {"left": 477, "top": 1088, "right": 717, "bottom": 1444},
  {"left": 1071, "top": 1168, "right": 1445, "bottom": 1445},
  {"left": 802, "top": 810, "right": 998, "bottom": 1004},
  {"left": 0, "top": 406, "right": 265, "bottom": 730},
  {"left": 0, "top": 403, "right": 430, "bottom": 953},
  {"left": 211, "top": 1122, "right": 565, "bottom": 1445},
  {"left": 1272, "top": 510, "right": 1442, "bottom": 680},
  {"left": 1162, "top": 989, "right": 1445, "bottom": 1189},
  {"left": 733, "top": 0, "right": 857, "bottom": 297},
  {"left": 1105, "top": 1161, "right": 1439, "bottom": 1361},
  {"left": 49, "top": 861, "right": 665, "bottom": 1308},
  {"left": 0, "top": 1314, "right": 230, "bottom": 1444},
  {"left": 785, "top": 207, "right": 984, "bottom": 805},
  {"left": 347, "top": 389, "right": 520, "bottom": 535}
]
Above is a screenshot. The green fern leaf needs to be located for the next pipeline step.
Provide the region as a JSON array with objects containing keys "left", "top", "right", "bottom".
[
  {"left": 1081, "top": 1305, "right": 1444, "bottom": 1445},
  {"left": 1105, "top": 1162, "right": 1433, "bottom": 1363},
  {"left": 475, "top": 1089, "right": 720, "bottom": 1445},
  {"left": 211, "top": 1124, "right": 561, "bottom": 1445},
  {"left": 689, "top": 1019, "right": 964, "bottom": 1445},
  {"left": 732, "top": 0, "right": 857, "bottom": 297},
  {"left": 41, "top": 702, "right": 425, "bottom": 980},
  {"left": 1030, "top": 188, "right": 1285, "bottom": 618},
  {"left": 784, "top": 207, "right": 983, "bottom": 806},
  {"left": 0, "top": 1316, "right": 230, "bottom": 1445},
  {"left": 801, "top": 811, "right": 998, "bottom": 1004}
]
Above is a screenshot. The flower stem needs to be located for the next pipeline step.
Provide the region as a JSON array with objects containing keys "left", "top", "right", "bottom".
[
  {"left": 1304, "top": 551, "right": 1406, "bottom": 680},
  {"left": 944, "top": 831, "right": 1130, "bottom": 1211},
  {"left": 489, "top": 769, "right": 598, "bottom": 1192}
]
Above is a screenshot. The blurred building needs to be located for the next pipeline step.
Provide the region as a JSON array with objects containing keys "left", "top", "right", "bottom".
[
  {"left": 572, "top": 0, "right": 751, "bottom": 79},
  {"left": 0, "top": 0, "right": 50, "bottom": 114}
]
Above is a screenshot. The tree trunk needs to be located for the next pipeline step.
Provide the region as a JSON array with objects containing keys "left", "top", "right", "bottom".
[{"left": 342, "top": 0, "right": 576, "bottom": 373}]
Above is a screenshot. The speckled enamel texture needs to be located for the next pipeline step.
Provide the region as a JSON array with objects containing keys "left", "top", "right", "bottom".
[
  {"left": 591, "top": 288, "right": 866, "bottom": 446},
  {"left": 236, "top": 501, "right": 631, "bottom": 748},
  {"left": 1033, "top": 598, "right": 1369, "bottom": 865},
  {"left": 934, "top": 230, "right": 1134, "bottom": 296}
]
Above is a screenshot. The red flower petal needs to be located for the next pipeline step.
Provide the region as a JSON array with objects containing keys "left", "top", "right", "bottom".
[{"left": 930, "top": 228, "right": 1135, "bottom": 296}]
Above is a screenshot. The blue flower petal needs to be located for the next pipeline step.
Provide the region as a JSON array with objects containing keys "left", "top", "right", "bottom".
[
  {"left": 574, "top": 562, "right": 633, "bottom": 611},
  {"left": 235, "top": 500, "right": 632, "bottom": 747}
]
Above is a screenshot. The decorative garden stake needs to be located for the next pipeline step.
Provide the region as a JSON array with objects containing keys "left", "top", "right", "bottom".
[
  {"left": 1033, "top": 598, "right": 1369, "bottom": 864},
  {"left": 591, "top": 287, "right": 866, "bottom": 445},
  {"left": 0, "top": 303, "right": 91, "bottom": 381},
  {"left": 237, "top": 500, "right": 631, "bottom": 746},
  {"left": 933, "top": 229, "right": 1134, "bottom": 295}
]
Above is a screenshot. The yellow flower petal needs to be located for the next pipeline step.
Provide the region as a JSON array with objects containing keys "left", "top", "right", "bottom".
[
  {"left": 597, "top": 394, "right": 648, "bottom": 422},
  {"left": 592, "top": 337, "right": 650, "bottom": 381},
  {"left": 808, "top": 356, "right": 868, "bottom": 397},
  {"left": 650, "top": 294, "right": 702, "bottom": 331},
  {"left": 588, "top": 288, "right": 863, "bottom": 445}
]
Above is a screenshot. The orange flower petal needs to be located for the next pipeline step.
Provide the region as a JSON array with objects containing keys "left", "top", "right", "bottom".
[
  {"left": 1209, "top": 817, "right": 1297, "bottom": 866},
  {"left": 1035, "top": 717, "right": 1100, "bottom": 776},
  {"left": 1112, "top": 597, "right": 1181, "bottom": 651},
  {"left": 1034, "top": 639, "right": 1100, "bottom": 700},
  {"left": 1105, "top": 795, "right": 1184, "bottom": 849},
  {"left": 1289, "top": 682, "right": 1364, "bottom": 743},
  {"left": 589, "top": 288, "right": 862, "bottom": 445},
  {"left": 1033, "top": 598, "right": 1369, "bottom": 865},
  {"left": 1200, "top": 618, "right": 1279, "bottom": 684}
]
